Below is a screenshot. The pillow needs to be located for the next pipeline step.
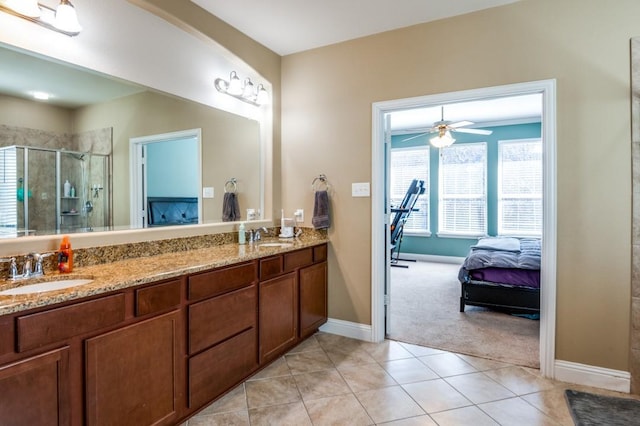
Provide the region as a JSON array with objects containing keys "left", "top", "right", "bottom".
[{"left": 472, "top": 237, "right": 521, "bottom": 252}]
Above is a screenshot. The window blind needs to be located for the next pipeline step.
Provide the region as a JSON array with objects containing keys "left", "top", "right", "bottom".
[
  {"left": 498, "top": 140, "right": 542, "bottom": 236},
  {"left": 439, "top": 143, "right": 486, "bottom": 235},
  {"left": 390, "top": 146, "right": 429, "bottom": 232}
]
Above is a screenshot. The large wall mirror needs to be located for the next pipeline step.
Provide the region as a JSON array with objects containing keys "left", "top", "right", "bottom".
[{"left": 0, "top": 44, "right": 262, "bottom": 238}]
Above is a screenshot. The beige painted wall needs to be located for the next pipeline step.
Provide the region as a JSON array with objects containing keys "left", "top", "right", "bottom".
[
  {"left": 73, "top": 91, "right": 261, "bottom": 227},
  {"left": 281, "top": 0, "right": 637, "bottom": 371},
  {"left": 1, "top": 95, "right": 72, "bottom": 133},
  {"left": 134, "top": 0, "right": 283, "bottom": 220}
]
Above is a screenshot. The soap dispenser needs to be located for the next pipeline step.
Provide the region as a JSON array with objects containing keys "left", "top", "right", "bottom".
[{"left": 238, "top": 222, "right": 246, "bottom": 245}]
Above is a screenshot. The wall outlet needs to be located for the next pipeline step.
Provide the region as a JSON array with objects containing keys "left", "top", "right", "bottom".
[
  {"left": 294, "top": 209, "right": 304, "bottom": 222},
  {"left": 352, "top": 182, "right": 370, "bottom": 197},
  {"left": 202, "top": 187, "right": 214, "bottom": 198}
]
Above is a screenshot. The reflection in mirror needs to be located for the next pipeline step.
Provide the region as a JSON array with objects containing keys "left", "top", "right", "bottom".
[{"left": 0, "top": 44, "right": 262, "bottom": 238}]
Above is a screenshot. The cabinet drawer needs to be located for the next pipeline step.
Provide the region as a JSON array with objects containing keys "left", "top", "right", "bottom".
[
  {"left": 136, "top": 279, "right": 182, "bottom": 317},
  {"left": 189, "top": 284, "right": 257, "bottom": 354},
  {"left": 313, "top": 244, "right": 328, "bottom": 263},
  {"left": 283, "top": 248, "right": 313, "bottom": 272},
  {"left": 259, "top": 255, "right": 283, "bottom": 281},
  {"left": 188, "top": 261, "right": 257, "bottom": 301},
  {"left": 17, "top": 294, "right": 125, "bottom": 353},
  {"left": 189, "top": 327, "right": 257, "bottom": 409}
]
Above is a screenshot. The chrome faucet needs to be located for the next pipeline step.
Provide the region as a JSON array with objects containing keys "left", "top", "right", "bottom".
[
  {"left": 1, "top": 253, "right": 50, "bottom": 280},
  {"left": 22, "top": 254, "right": 34, "bottom": 278},
  {"left": 249, "top": 227, "right": 269, "bottom": 243},
  {"left": 32, "top": 253, "right": 52, "bottom": 276},
  {"left": 0, "top": 257, "right": 18, "bottom": 280}
]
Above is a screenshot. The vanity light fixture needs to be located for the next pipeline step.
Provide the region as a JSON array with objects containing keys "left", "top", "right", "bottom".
[
  {"left": 0, "top": 0, "right": 82, "bottom": 36},
  {"left": 215, "top": 71, "right": 270, "bottom": 106},
  {"left": 429, "top": 129, "right": 456, "bottom": 148}
]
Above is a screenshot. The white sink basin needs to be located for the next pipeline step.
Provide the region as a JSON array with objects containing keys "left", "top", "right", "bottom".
[
  {"left": 0, "top": 279, "right": 94, "bottom": 295},
  {"left": 258, "top": 242, "right": 294, "bottom": 248}
]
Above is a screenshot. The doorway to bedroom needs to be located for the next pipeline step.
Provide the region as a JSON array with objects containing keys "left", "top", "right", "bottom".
[{"left": 371, "top": 80, "right": 557, "bottom": 376}]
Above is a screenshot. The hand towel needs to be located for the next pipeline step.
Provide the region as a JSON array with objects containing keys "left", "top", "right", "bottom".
[
  {"left": 312, "top": 190, "right": 330, "bottom": 229},
  {"left": 222, "top": 192, "right": 241, "bottom": 222}
]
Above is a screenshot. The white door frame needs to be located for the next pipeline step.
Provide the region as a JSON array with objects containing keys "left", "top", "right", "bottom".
[
  {"left": 371, "top": 79, "right": 557, "bottom": 378},
  {"left": 129, "top": 128, "right": 203, "bottom": 228}
]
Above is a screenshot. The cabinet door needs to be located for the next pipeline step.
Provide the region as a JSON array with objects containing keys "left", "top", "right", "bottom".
[
  {"left": 299, "top": 261, "right": 328, "bottom": 339},
  {"left": 0, "top": 347, "right": 70, "bottom": 426},
  {"left": 85, "top": 311, "right": 181, "bottom": 426},
  {"left": 259, "top": 272, "right": 298, "bottom": 361}
]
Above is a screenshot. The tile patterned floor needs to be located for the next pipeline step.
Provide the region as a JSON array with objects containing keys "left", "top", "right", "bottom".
[{"left": 185, "top": 333, "right": 636, "bottom": 425}]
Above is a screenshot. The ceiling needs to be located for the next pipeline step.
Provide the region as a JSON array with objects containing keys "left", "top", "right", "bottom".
[
  {"left": 191, "top": 0, "right": 521, "bottom": 56},
  {"left": 390, "top": 95, "right": 542, "bottom": 133},
  {"left": 0, "top": 46, "right": 144, "bottom": 109},
  {"left": 0, "top": 1, "right": 540, "bottom": 130}
]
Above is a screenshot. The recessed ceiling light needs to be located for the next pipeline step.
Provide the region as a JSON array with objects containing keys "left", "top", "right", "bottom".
[{"left": 32, "top": 91, "right": 50, "bottom": 100}]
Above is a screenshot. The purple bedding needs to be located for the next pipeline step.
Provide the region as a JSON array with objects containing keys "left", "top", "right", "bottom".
[
  {"left": 459, "top": 238, "right": 541, "bottom": 288},
  {"left": 468, "top": 267, "right": 540, "bottom": 289}
]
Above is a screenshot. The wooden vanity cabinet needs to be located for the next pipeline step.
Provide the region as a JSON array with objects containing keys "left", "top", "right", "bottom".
[
  {"left": 259, "top": 244, "right": 329, "bottom": 361},
  {"left": 85, "top": 311, "right": 181, "bottom": 426},
  {"left": 186, "top": 261, "right": 259, "bottom": 410},
  {"left": 0, "top": 347, "right": 70, "bottom": 426},
  {"left": 259, "top": 271, "right": 298, "bottom": 362},
  {"left": 0, "top": 243, "right": 328, "bottom": 426}
]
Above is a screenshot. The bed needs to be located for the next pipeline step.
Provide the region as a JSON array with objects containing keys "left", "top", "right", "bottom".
[
  {"left": 458, "top": 237, "right": 541, "bottom": 314},
  {"left": 147, "top": 197, "right": 198, "bottom": 227}
]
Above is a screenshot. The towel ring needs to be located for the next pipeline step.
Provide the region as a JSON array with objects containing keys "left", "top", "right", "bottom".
[
  {"left": 224, "top": 178, "right": 237, "bottom": 193},
  {"left": 311, "top": 174, "right": 330, "bottom": 192}
]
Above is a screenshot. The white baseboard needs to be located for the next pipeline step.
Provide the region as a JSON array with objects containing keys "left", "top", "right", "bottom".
[
  {"left": 555, "top": 360, "right": 631, "bottom": 393},
  {"left": 397, "top": 253, "right": 466, "bottom": 264},
  {"left": 319, "top": 318, "right": 373, "bottom": 342}
]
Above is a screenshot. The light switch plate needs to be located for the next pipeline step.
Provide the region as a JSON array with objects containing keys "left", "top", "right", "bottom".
[
  {"left": 202, "top": 187, "right": 214, "bottom": 198},
  {"left": 352, "top": 182, "right": 370, "bottom": 197}
]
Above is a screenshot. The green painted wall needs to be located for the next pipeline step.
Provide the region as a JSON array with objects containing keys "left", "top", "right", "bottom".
[{"left": 391, "top": 122, "right": 541, "bottom": 258}]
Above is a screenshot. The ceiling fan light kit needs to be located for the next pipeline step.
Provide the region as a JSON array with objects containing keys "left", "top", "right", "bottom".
[
  {"left": 430, "top": 129, "right": 456, "bottom": 148},
  {"left": 402, "top": 105, "right": 493, "bottom": 146}
]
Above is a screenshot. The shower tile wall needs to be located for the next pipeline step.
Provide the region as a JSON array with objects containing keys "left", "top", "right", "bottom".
[
  {"left": 631, "top": 36, "right": 640, "bottom": 394},
  {"left": 0, "top": 125, "right": 112, "bottom": 234}
]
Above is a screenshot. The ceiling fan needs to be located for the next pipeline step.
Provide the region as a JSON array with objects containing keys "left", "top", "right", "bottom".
[{"left": 402, "top": 106, "right": 493, "bottom": 146}]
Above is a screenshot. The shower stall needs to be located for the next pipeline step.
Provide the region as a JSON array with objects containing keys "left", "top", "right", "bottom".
[{"left": 0, "top": 145, "right": 111, "bottom": 237}]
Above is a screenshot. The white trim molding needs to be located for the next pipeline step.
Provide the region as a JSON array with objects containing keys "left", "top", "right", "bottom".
[
  {"left": 371, "top": 79, "right": 557, "bottom": 378},
  {"left": 555, "top": 360, "right": 631, "bottom": 393},
  {"left": 319, "top": 318, "right": 373, "bottom": 342},
  {"left": 395, "top": 253, "right": 466, "bottom": 265}
]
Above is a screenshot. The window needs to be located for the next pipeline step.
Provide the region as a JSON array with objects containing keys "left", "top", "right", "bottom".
[
  {"left": 498, "top": 139, "right": 542, "bottom": 236},
  {"left": 439, "top": 143, "right": 487, "bottom": 236},
  {"left": 390, "top": 146, "right": 429, "bottom": 233}
]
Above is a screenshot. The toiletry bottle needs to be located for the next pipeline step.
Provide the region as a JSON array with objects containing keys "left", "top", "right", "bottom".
[
  {"left": 70, "top": 186, "right": 76, "bottom": 197},
  {"left": 64, "top": 180, "right": 71, "bottom": 197},
  {"left": 58, "top": 235, "right": 73, "bottom": 273},
  {"left": 238, "top": 222, "right": 246, "bottom": 245}
]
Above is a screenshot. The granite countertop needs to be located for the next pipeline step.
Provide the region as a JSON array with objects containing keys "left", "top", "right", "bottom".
[{"left": 0, "top": 238, "right": 327, "bottom": 316}]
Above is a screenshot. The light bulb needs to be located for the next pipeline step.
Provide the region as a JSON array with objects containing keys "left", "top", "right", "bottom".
[
  {"left": 242, "top": 78, "right": 255, "bottom": 100},
  {"left": 54, "top": 0, "right": 81, "bottom": 33},
  {"left": 430, "top": 130, "right": 455, "bottom": 148},
  {"left": 227, "top": 71, "right": 242, "bottom": 95},
  {"left": 256, "top": 84, "right": 269, "bottom": 105}
]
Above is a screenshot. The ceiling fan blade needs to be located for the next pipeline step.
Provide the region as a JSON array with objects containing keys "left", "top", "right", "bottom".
[
  {"left": 453, "top": 128, "right": 493, "bottom": 135},
  {"left": 448, "top": 120, "right": 474, "bottom": 128},
  {"left": 401, "top": 132, "right": 429, "bottom": 142}
]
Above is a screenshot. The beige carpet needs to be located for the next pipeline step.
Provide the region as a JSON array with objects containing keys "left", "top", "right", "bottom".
[{"left": 387, "top": 260, "right": 539, "bottom": 368}]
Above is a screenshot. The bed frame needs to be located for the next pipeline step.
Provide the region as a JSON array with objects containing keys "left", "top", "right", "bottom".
[
  {"left": 460, "top": 280, "right": 540, "bottom": 314},
  {"left": 147, "top": 197, "right": 198, "bottom": 227}
]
